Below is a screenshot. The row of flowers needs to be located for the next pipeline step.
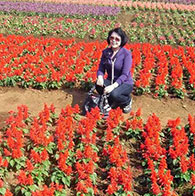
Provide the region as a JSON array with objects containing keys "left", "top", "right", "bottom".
[
  {"left": 0, "top": 11, "right": 194, "bottom": 47},
  {"left": 0, "top": 14, "right": 115, "bottom": 40},
  {"left": 0, "top": 34, "right": 194, "bottom": 99},
  {"left": 128, "top": 9, "right": 194, "bottom": 27},
  {"left": 140, "top": 112, "right": 195, "bottom": 195},
  {"left": 0, "top": 1, "right": 120, "bottom": 16},
  {"left": 21, "top": 0, "right": 195, "bottom": 11},
  {"left": 0, "top": 103, "right": 194, "bottom": 195},
  {"left": 146, "top": 0, "right": 195, "bottom": 5}
]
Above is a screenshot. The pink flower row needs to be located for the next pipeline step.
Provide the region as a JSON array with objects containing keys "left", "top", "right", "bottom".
[{"left": 32, "top": 0, "right": 195, "bottom": 11}]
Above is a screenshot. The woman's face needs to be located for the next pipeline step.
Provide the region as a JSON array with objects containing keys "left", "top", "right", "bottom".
[{"left": 109, "top": 32, "right": 121, "bottom": 49}]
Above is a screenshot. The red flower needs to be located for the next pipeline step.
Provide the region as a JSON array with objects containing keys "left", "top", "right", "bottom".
[
  {"left": 76, "top": 149, "right": 83, "bottom": 159},
  {"left": 57, "top": 139, "right": 64, "bottom": 151},
  {"left": 32, "top": 185, "right": 55, "bottom": 196},
  {"left": 169, "top": 127, "right": 189, "bottom": 159},
  {"left": 2, "top": 159, "right": 8, "bottom": 168},
  {"left": 25, "top": 159, "right": 34, "bottom": 172},
  {"left": 76, "top": 181, "right": 88, "bottom": 193},
  {"left": 0, "top": 179, "right": 4, "bottom": 188},
  {"left": 107, "top": 143, "right": 128, "bottom": 167},
  {"left": 106, "top": 181, "right": 118, "bottom": 195},
  {"left": 188, "top": 114, "right": 195, "bottom": 134},
  {"left": 191, "top": 174, "right": 195, "bottom": 186},
  {"left": 4, "top": 148, "right": 11, "bottom": 156},
  {"left": 12, "top": 148, "right": 23, "bottom": 159},
  {"left": 17, "top": 170, "right": 33, "bottom": 185},
  {"left": 190, "top": 154, "right": 195, "bottom": 171},
  {"left": 107, "top": 108, "right": 123, "bottom": 129},
  {"left": 151, "top": 182, "right": 161, "bottom": 195},
  {"left": 106, "top": 127, "right": 114, "bottom": 142},
  {"left": 58, "top": 150, "right": 72, "bottom": 175},
  {"left": 85, "top": 160, "right": 95, "bottom": 174},
  {"left": 180, "top": 155, "right": 189, "bottom": 173},
  {"left": 30, "top": 150, "right": 41, "bottom": 163},
  {"left": 119, "top": 167, "right": 132, "bottom": 191},
  {"left": 108, "top": 167, "right": 118, "bottom": 180},
  {"left": 159, "top": 157, "right": 167, "bottom": 171},
  {"left": 41, "top": 149, "right": 48, "bottom": 161},
  {"left": 167, "top": 117, "right": 181, "bottom": 128},
  {"left": 136, "top": 108, "right": 142, "bottom": 117},
  {"left": 5, "top": 189, "right": 13, "bottom": 196}
]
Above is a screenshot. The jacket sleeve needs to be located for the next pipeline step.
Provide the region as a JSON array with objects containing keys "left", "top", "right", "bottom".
[
  {"left": 116, "top": 51, "right": 132, "bottom": 85},
  {"left": 97, "top": 51, "right": 106, "bottom": 77}
]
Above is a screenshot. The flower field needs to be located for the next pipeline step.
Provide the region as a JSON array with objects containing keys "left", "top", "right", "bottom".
[
  {"left": 0, "top": 34, "right": 194, "bottom": 99},
  {"left": 0, "top": 0, "right": 194, "bottom": 195},
  {"left": 0, "top": 104, "right": 195, "bottom": 195}
]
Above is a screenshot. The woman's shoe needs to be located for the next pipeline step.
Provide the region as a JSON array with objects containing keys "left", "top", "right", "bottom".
[{"left": 122, "top": 99, "right": 132, "bottom": 114}]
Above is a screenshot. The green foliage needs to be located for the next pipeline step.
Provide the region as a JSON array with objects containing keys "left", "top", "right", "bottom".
[
  {"left": 154, "top": 85, "right": 168, "bottom": 99},
  {"left": 51, "top": 168, "right": 71, "bottom": 186},
  {"left": 7, "top": 156, "right": 26, "bottom": 170},
  {"left": 170, "top": 87, "right": 186, "bottom": 99},
  {"left": 0, "top": 188, "right": 6, "bottom": 195}
]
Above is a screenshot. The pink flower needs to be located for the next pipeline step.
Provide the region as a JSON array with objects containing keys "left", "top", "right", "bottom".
[
  {"left": 159, "top": 36, "right": 166, "bottom": 41},
  {"left": 140, "top": 23, "right": 144, "bottom": 28},
  {"left": 131, "top": 22, "right": 137, "bottom": 27},
  {"left": 91, "top": 28, "right": 96, "bottom": 35},
  {"left": 168, "top": 36, "right": 174, "bottom": 40}
]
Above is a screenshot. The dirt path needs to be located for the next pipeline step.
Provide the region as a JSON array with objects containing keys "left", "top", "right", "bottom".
[{"left": 0, "top": 86, "right": 194, "bottom": 128}]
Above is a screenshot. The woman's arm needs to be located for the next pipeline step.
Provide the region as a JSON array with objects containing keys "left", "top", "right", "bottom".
[{"left": 116, "top": 51, "right": 132, "bottom": 85}]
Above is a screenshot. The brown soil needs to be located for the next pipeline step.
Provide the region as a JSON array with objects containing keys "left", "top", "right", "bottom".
[{"left": 0, "top": 86, "right": 194, "bottom": 128}]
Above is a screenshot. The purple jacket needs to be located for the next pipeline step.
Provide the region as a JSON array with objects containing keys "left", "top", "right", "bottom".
[{"left": 97, "top": 47, "right": 133, "bottom": 85}]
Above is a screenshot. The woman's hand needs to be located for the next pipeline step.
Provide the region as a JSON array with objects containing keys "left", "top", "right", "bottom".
[
  {"left": 104, "top": 85, "right": 115, "bottom": 94},
  {"left": 104, "top": 82, "right": 119, "bottom": 94},
  {"left": 96, "top": 75, "right": 104, "bottom": 87}
]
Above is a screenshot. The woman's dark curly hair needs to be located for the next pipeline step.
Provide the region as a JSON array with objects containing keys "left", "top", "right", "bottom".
[{"left": 107, "top": 27, "right": 128, "bottom": 47}]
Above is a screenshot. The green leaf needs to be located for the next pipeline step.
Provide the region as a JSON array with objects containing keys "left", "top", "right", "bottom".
[
  {"left": 23, "top": 128, "right": 29, "bottom": 134},
  {"left": 55, "top": 191, "right": 64, "bottom": 196},
  {"left": 54, "top": 153, "right": 60, "bottom": 159},
  {"left": 28, "top": 184, "right": 38, "bottom": 191},
  {"left": 46, "top": 143, "right": 55, "bottom": 154},
  {"left": 83, "top": 158, "right": 91, "bottom": 164},
  {"left": 51, "top": 175, "right": 56, "bottom": 182},
  {"left": 90, "top": 173, "right": 97, "bottom": 184},
  {"left": 61, "top": 190, "right": 67, "bottom": 195},
  {"left": 125, "top": 131, "right": 132, "bottom": 136},
  {"left": 144, "top": 169, "right": 151, "bottom": 175},
  {"left": 14, "top": 186, "right": 22, "bottom": 194},
  {"left": 16, "top": 164, "right": 22, "bottom": 170},
  {"left": 25, "top": 191, "right": 31, "bottom": 196},
  {"left": 76, "top": 192, "right": 82, "bottom": 196},
  {"left": 91, "top": 144, "right": 99, "bottom": 152},
  {"left": 21, "top": 188, "right": 26, "bottom": 194},
  {"left": 62, "top": 176, "right": 70, "bottom": 186},
  {"left": 175, "top": 174, "right": 181, "bottom": 178},
  {"left": 142, "top": 161, "right": 146, "bottom": 167},
  {"left": 0, "top": 188, "right": 6, "bottom": 195},
  {"left": 182, "top": 172, "right": 191, "bottom": 182},
  {"left": 42, "top": 160, "right": 50, "bottom": 168},
  {"left": 9, "top": 159, "right": 15, "bottom": 167},
  {"left": 55, "top": 189, "right": 67, "bottom": 196},
  {"left": 173, "top": 159, "right": 178, "bottom": 165},
  {"left": 87, "top": 187, "right": 94, "bottom": 195},
  {"left": 42, "top": 170, "right": 49, "bottom": 176}
]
